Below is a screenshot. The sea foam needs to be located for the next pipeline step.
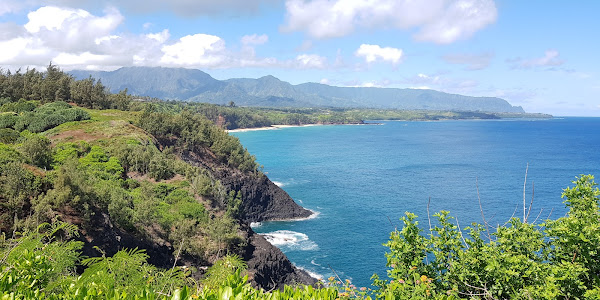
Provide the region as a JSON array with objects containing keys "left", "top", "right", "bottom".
[
  {"left": 250, "top": 222, "right": 262, "bottom": 228},
  {"left": 296, "top": 265, "right": 325, "bottom": 281},
  {"left": 260, "top": 230, "right": 318, "bottom": 251}
]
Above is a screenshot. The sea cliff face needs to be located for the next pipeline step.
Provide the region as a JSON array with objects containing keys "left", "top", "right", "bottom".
[
  {"left": 179, "top": 150, "right": 313, "bottom": 222},
  {"left": 241, "top": 224, "right": 317, "bottom": 289},
  {"left": 178, "top": 150, "right": 316, "bottom": 287},
  {"left": 221, "top": 172, "right": 313, "bottom": 222},
  {"left": 66, "top": 149, "right": 316, "bottom": 289}
]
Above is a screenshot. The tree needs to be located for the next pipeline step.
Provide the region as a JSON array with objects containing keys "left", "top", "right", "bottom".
[{"left": 18, "top": 133, "right": 52, "bottom": 169}]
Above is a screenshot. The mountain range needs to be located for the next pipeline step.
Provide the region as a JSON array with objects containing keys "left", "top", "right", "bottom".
[{"left": 70, "top": 67, "right": 525, "bottom": 113}]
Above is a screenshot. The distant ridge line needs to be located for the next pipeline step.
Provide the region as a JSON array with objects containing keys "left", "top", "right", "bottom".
[{"left": 70, "top": 66, "right": 525, "bottom": 113}]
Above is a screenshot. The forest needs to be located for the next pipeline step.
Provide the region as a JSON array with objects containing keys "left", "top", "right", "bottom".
[{"left": 0, "top": 65, "right": 598, "bottom": 299}]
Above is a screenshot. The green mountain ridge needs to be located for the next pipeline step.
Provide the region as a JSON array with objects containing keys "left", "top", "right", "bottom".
[{"left": 70, "top": 67, "right": 525, "bottom": 113}]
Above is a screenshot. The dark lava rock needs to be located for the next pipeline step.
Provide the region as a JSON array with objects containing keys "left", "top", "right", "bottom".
[
  {"left": 223, "top": 173, "right": 313, "bottom": 222},
  {"left": 242, "top": 225, "right": 318, "bottom": 290},
  {"left": 179, "top": 150, "right": 313, "bottom": 222}
]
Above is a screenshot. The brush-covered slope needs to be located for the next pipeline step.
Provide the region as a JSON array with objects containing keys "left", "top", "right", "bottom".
[{"left": 0, "top": 66, "right": 315, "bottom": 289}]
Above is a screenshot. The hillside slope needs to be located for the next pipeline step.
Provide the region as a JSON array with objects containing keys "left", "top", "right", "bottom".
[{"left": 0, "top": 105, "right": 315, "bottom": 290}]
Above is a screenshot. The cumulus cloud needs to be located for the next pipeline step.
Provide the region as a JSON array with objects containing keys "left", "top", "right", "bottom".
[
  {"left": 0, "top": 22, "right": 26, "bottom": 40},
  {"left": 282, "top": 0, "right": 497, "bottom": 43},
  {"left": 295, "top": 54, "right": 327, "bottom": 69},
  {"left": 442, "top": 52, "right": 494, "bottom": 70},
  {"left": 355, "top": 44, "right": 403, "bottom": 64},
  {"left": 0, "top": 0, "right": 23, "bottom": 16},
  {"left": 146, "top": 29, "right": 170, "bottom": 43},
  {"left": 160, "top": 34, "right": 226, "bottom": 67},
  {"left": 508, "top": 50, "right": 565, "bottom": 69},
  {"left": 0, "top": 5, "right": 333, "bottom": 71},
  {"left": 24, "top": 6, "right": 124, "bottom": 53},
  {"left": 241, "top": 34, "right": 268, "bottom": 46},
  {"left": 0, "top": 6, "right": 176, "bottom": 69}
]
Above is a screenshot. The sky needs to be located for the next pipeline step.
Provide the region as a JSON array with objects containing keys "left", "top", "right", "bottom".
[{"left": 0, "top": 0, "right": 599, "bottom": 116}]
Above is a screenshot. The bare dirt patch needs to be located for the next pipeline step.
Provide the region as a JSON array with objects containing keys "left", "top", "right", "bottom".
[{"left": 50, "top": 129, "right": 105, "bottom": 144}]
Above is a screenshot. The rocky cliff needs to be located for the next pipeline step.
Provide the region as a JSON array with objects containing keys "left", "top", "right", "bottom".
[
  {"left": 179, "top": 150, "right": 313, "bottom": 222},
  {"left": 177, "top": 150, "right": 316, "bottom": 288}
]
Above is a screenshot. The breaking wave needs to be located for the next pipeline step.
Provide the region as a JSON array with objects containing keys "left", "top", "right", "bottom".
[{"left": 260, "top": 230, "right": 318, "bottom": 251}]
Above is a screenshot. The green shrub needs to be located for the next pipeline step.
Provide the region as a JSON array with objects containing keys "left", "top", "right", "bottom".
[
  {"left": 0, "top": 113, "right": 17, "bottom": 129},
  {"left": 0, "top": 128, "right": 19, "bottom": 143}
]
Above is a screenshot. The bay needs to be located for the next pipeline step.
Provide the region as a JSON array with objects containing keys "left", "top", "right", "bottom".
[{"left": 232, "top": 118, "right": 600, "bottom": 288}]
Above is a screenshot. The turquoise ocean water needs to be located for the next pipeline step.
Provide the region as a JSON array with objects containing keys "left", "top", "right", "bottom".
[{"left": 232, "top": 118, "right": 600, "bottom": 288}]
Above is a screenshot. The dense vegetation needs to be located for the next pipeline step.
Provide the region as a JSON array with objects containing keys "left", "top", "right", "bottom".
[
  {"left": 132, "top": 100, "right": 550, "bottom": 131},
  {"left": 0, "top": 64, "right": 255, "bottom": 271},
  {"left": 0, "top": 64, "right": 596, "bottom": 299},
  {"left": 2, "top": 175, "right": 598, "bottom": 299}
]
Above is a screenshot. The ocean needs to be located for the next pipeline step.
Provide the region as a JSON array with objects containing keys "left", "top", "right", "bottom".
[{"left": 232, "top": 118, "right": 600, "bottom": 288}]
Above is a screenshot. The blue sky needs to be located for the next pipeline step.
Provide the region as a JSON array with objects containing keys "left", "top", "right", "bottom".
[{"left": 0, "top": 0, "right": 598, "bottom": 116}]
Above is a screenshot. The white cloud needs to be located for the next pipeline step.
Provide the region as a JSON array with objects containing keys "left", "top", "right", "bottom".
[
  {"left": 0, "top": 37, "right": 38, "bottom": 63},
  {"left": 146, "top": 29, "right": 170, "bottom": 43},
  {"left": 25, "top": 6, "right": 88, "bottom": 33},
  {"left": 295, "top": 54, "right": 327, "bottom": 69},
  {"left": 355, "top": 44, "right": 403, "bottom": 64},
  {"left": 442, "top": 52, "right": 494, "bottom": 70},
  {"left": 282, "top": 0, "right": 497, "bottom": 43},
  {"left": 23, "top": 6, "right": 124, "bottom": 53},
  {"left": 241, "top": 34, "right": 268, "bottom": 46},
  {"left": 319, "top": 78, "right": 329, "bottom": 84},
  {"left": 53, "top": 51, "right": 111, "bottom": 65},
  {"left": 414, "top": 0, "right": 497, "bottom": 44},
  {"left": 160, "top": 34, "right": 226, "bottom": 67},
  {"left": 0, "top": 0, "right": 23, "bottom": 16},
  {"left": 508, "top": 50, "right": 565, "bottom": 69},
  {"left": 0, "top": 5, "right": 332, "bottom": 71}
]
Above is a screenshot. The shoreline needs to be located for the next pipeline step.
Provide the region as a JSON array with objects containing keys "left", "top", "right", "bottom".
[
  {"left": 250, "top": 208, "right": 320, "bottom": 228},
  {"left": 228, "top": 124, "right": 327, "bottom": 133},
  {"left": 227, "top": 123, "right": 377, "bottom": 133}
]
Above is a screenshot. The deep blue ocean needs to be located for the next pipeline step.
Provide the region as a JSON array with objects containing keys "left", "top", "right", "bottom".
[{"left": 232, "top": 118, "right": 600, "bottom": 288}]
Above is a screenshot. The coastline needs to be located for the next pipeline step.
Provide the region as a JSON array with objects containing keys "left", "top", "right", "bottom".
[
  {"left": 228, "top": 123, "right": 376, "bottom": 133},
  {"left": 251, "top": 208, "right": 320, "bottom": 228},
  {"left": 227, "top": 124, "right": 322, "bottom": 133}
]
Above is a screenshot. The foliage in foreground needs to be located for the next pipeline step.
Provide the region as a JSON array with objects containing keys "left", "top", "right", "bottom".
[
  {"left": 373, "top": 175, "right": 600, "bottom": 299},
  {"left": 1, "top": 175, "right": 599, "bottom": 299},
  {"left": 0, "top": 222, "right": 341, "bottom": 299}
]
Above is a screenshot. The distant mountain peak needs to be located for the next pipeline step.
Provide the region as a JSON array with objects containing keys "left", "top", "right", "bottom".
[{"left": 69, "top": 67, "right": 525, "bottom": 113}]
